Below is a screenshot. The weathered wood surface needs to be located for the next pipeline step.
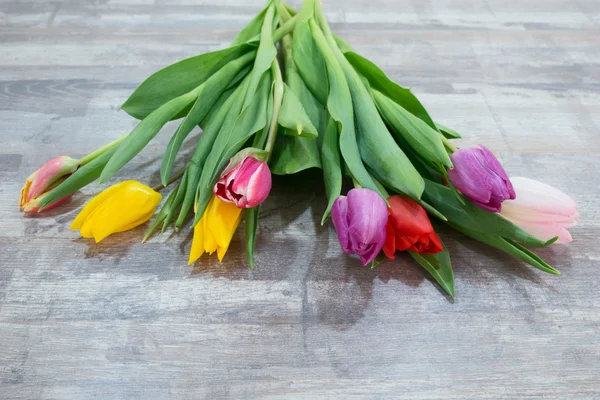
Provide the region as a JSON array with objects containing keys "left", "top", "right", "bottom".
[{"left": 1, "top": 0, "right": 599, "bottom": 398}]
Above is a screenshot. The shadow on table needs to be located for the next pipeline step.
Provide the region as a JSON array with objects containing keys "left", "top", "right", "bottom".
[{"left": 185, "top": 169, "right": 575, "bottom": 329}]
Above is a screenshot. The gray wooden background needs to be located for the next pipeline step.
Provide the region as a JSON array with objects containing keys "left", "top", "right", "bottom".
[{"left": 1, "top": 0, "right": 599, "bottom": 399}]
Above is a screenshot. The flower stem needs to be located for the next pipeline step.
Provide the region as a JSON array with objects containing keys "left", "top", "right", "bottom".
[
  {"left": 441, "top": 135, "right": 458, "bottom": 153},
  {"left": 151, "top": 165, "right": 185, "bottom": 192},
  {"left": 273, "top": 13, "right": 299, "bottom": 42},
  {"left": 78, "top": 132, "right": 129, "bottom": 166},
  {"left": 264, "top": 60, "right": 284, "bottom": 161}
]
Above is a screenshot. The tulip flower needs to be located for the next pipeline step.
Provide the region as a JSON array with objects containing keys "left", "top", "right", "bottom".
[
  {"left": 447, "top": 145, "right": 515, "bottom": 212},
  {"left": 70, "top": 180, "right": 161, "bottom": 242},
  {"left": 214, "top": 156, "right": 272, "bottom": 208},
  {"left": 500, "top": 177, "right": 578, "bottom": 244},
  {"left": 383, "top": 195, "right": 443, "bottom": 258},
  {"left": 331, "top": 188, "right": 388, "bottom": 265},
  {"left": 189, "top": 196, "right": 243, "bottom": 264},
  {"left": 20, "top": 156, "right": 79, "bottom": 212}
]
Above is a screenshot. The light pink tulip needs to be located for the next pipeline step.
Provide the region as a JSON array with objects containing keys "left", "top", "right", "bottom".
[
  {"left": 20, "top": 156, "right": 79, "bottom": 212},
  {"left": 500, "top": 177, "right": 578, "bottom": 244},
  {"left": 213, "top": 156, "right": 272, "bottom": 208}
]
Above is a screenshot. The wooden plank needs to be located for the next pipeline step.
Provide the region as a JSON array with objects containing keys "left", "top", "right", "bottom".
[{"left": 0, "top": 0, "right": 599, "bottom": 398}]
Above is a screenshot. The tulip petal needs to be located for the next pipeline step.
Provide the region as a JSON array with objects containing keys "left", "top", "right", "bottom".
[
  {"left": 25, "top": 156, "right": 79, "bottom": 204},
  {"left": 384, "top": 195, "right": 443, "bottom": 257},
  {"left": 331, "top": 195, "right": 351, "bottom": 254},
  {"left": 208, "top": 197, "right": 242, "bottom": 261},
  {"left": 346, "top": 189, "right": 388, "bottom": 261},
  {"left": 214, "top": 156, "right": 272, "bottom": 209},
  {"left": 189, "top": 217, "right": 205, "bottom": 264},
  {"left": 448, "top": 145, "right": 514, "bottom": 212},
  {"left": 71, "top": 181, "right": 161, "bottom": 242},
  {"left": 383, "top": 223, "right": 397, "bottom": 260},
  {"left": 70, "top": 181, "right": 131, "bottom": 230},
  {"left": 500, "top": 177, "right": 578, "bottom": 245},
  {"left": 502, "top": 177, "right": 577, "bottom": 221}
]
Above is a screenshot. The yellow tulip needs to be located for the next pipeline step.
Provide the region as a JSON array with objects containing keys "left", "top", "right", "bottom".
[
  {"left": 70, "top": 180, "right": 162, "bottom": 242},
  {"left": 188, "top": 196, "right": 243, "bottom": 264}
]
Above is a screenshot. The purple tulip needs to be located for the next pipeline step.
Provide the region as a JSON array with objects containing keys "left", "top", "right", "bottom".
[
  {"left": 448, "top": 145, "right": 516, "bottom": 212},
  {"left": 331, "top": 188, "right": 388, "bottom": 265}
]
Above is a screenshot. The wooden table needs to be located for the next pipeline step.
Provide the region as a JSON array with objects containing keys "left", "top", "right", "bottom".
[{"left": 1, "top": 0, "right": 599, "bottom": 398}]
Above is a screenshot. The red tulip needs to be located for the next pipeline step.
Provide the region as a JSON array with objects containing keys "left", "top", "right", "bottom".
[
  {"left": 383, "top": 195, "right": 443, "bottom": 258},
  {"left": 20, "top": 156, "right": 79, "bottom": 212},
  {"left": 213, "top": 156, "right": 272, "bottom": 208}
]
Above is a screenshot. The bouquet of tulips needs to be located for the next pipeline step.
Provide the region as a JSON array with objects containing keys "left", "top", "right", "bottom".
[{"left": 20, "top": 0, "right": 578, "bottom": 298}]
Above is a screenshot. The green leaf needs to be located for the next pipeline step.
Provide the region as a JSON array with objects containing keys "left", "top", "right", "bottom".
[
  {"left": 278, "top": 83, "right": 318, "bottom": 138},
  {"left": 334, "top": 35, "right": 354, "bottom": 53},
  {"left": 100, "top": 91, "right": 197, "bottom": 183},
  {"left": 175, "top": 82, "right": 248, "bottom": 230},
  {"left": 449, "top": 223, "right": 560, "bottom": 275},
  {"left": 143, "top": 184, "right": 178, "bottom": 242},
  {"left": 312, "top": 10, "right": 424, "bottom": 200},
  {"left": 162, "top": 169, "right": 188, "bottom": 232},
  {"left": 409, "top": 242, "right": 455, "bottom": 298},
  {"left": 271, "top": 128, "right": 322, "bottom": 175},
  {"left": 231, "top": 4, "right": 268, "bottom": 45},
  {"left": 37, "top": 146, "right": 117, "bottom": 211},
  {"left": 271, "top": 34, "right": 325, "bottom": 175},
  {"left": 245, "top": 206, "right": 260, "bottom": 268},
  {"left": 194, "top": 73, "right": 271, "bottom": 226},
  {"left": 252, "top": 85, "right": 273, "bottom": 149},
  {"left": 159, "top": 51, "right": 256, "bottom": 185},
  {"left": 309, "top": 18, "right": 383, "bottom": 199},
  {"left": 320, "top": 117, "right": 342, "bottom": 224},
  {"left": 200, "top": 86, "right": 236, "bottom": 131},
  {"left": 417, "top": 199, "right": 447, "bottom": 222},
  {"left": 292, "top": 11, "right": 328, "bottom": 105},
  {"left": 242, "top": 3, "right": 277, "bottom": 110},
  {"left": 435, "top": 122, "right": 462, "bottom": 139},
  {"left": 345, "top": 51, "right": 438, "bottom": 131},
  {"left": 423, "top": 179, "right": 556, "bottom": 247},
  {"left": 121, "top": 43, "right": 254, "bottom": 120},
  {"left": 374, "top": 89, "right": 452, "bottom": 169},
  {"left": 368, "top": 253, "right": 386, "bottom": 269}
]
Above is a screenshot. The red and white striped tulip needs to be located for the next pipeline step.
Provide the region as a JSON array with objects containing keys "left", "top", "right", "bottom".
[{"left": 213, "top": 156, "right": 272, "bottom": 208}]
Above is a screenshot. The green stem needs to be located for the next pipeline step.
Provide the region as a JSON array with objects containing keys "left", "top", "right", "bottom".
[
  {"left": 264, "top": 60, "right": 284, "bottom": 161},
  {"left": 151, "top": 165, "right": 185, "bottom": 192},
  {"left": 441, "top": 135, "right": 458, "bottom": 153},
  {"left": 273, "top": 13, "right": 299, "bottom": 42},
  {"left": 278, "top": 1, "right": 293, "bottom": 23},
  {"left": 78, "top": 132, "right": 129, "bottom": 166},
  {"left": 282, "top": 2, "right": 297, "bottom": 16}
]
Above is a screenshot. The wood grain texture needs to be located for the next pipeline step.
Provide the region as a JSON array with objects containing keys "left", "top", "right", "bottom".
[{"left": 1, "top": 0, "right": 599, "bottom": 399}]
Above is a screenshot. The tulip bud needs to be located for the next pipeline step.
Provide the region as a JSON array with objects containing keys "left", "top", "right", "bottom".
[
  {"left": 70, "top": 180, "right": 162, "bottom": 242},
  {"left": 331, "top": 188, "right": 388, "bottom": 265},
  {"left": 383, "top": 195, "right": 443, "bottom": 258},
  {"left": 214, "top": 156, "right": 272, "bottom": 208},
  {"left": 447, "top": 145, "right": 515, "bottom": 212},
  {"left": 20, "top": 156, "right": 79, "bottom": 212},
  {"left": 500, "top": 177, "right": 578, "bottom": 244}
]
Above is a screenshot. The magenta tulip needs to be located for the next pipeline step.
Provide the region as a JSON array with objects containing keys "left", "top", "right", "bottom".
[
  {"left": 331, "top": 188, "right": 388, "bottom": 265},
  {"left": 20, "top": 156, "right": 79, "bottom": 212},
  {"left": 448, "top": 145, "right": 515, "bottom": 212},
  {"left": 214, "top": 156, "right": 272, "bottom": 208},
  {"left": 501, "top": 177, "right": 578, "bottom": 244}
]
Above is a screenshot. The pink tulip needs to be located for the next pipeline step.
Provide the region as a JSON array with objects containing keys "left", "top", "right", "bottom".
[
  {"left": 213, "top": 156, "right": 272, "bottom": 208},
  {"left": 20, "top": 156, "right": 79, "bottom": 212},
  {"left": 500, "top": 177, "right": 578, "bottom": 244}
]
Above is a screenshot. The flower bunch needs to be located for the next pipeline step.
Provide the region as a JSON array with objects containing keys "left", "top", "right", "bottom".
[{"left": 20, "top": 0, "right": 578, "bottom": 298}]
